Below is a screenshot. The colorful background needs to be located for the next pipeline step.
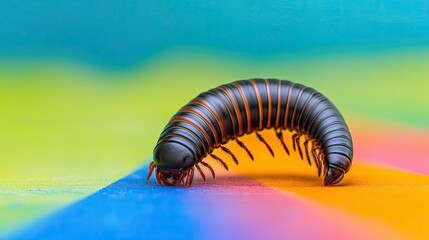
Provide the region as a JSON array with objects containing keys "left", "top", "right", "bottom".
[{"left": 1, "top": 1, "right": 429, "bottom": 239}]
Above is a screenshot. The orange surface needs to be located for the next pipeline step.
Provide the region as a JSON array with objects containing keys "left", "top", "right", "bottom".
[{"left": 201, "top": 129, "right": 429, "bottom": 239}]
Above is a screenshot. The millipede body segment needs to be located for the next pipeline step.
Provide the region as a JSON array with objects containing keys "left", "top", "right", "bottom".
[{"left": 147, "top": 79, "right": 353, "bottom": 187}]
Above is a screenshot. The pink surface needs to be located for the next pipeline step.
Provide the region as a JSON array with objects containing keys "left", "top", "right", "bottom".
[{"left": 353, "top": 121, "right": 429, "bottom": 175}]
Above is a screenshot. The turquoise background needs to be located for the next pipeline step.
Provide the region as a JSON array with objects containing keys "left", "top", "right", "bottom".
[{"left": 1, "top": 1, "right": 429, "bottom": 67}]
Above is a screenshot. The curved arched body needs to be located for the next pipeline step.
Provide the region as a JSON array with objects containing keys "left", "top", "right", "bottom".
[{"left": 147, "top": 79, "right": 353, "bottom": 187}]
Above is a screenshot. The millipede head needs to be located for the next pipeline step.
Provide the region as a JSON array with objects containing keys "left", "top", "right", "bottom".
[
  {"left": 150, "top": 141, "right": 197, "bottom": 186},
  {"left": 324, "top": 166, "right": 345, "bottom": 185},
  {"left": 153, "top": 141, "right": 196, "bottom": 169},
  {"left": 323, "top": 153, "right": 351, "bottom": 185}
]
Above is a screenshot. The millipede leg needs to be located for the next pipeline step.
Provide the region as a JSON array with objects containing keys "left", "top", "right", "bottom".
[
  {"left": 159, "top": 172, "right": 173, "bottom": 186},
  {"left": 314, "top": 146, "right": 326, "bottom": 178},
  {"left": 236, "top": 139, "right": 254, "bottom": 161},
  {"left": 146, "top": 161, "right": 156, "bottom": 182},
  {"left": 256, "top": 132, "right": 274, "bottom": 157},
  {"left": 220, "top": 146, "right": 239, "bottom": 165},
  {"left": 295, "top": 135, "right": 304, "bottom": 160},
  {"left": 319, "top": 150, "right": 327, "bottom": 177},
  {"left": 155, "top": 171, "right": 163, "bottom": 185},
  {"left": 183, "top": 170, "right": 190, "bottom": 186},
  {"left": 184, "top": 167, "right": 195, "bottom": 187},
  {"left": 195, "top": 164, "right": 206, "bottom": 181},
  {"left": 303, "top": 140, "right": 311, "bottom": 166},
  {"left": 312, "top": 148, "right": 322, "bottom": 177},
  {"left": 189, "top": 167, "right": 195, "bottom": 186},
  {"left": 200, "top": 161, "right": 216, "bottom": 179},
  {"left": 292, "top": 133, "right": 298, "bottom": 151},
  {"left": 275, "top": 129, "right": 290, "bottom": 156},
  {"left": 210, "top": 153, "right": 229, "bottom": 170}
]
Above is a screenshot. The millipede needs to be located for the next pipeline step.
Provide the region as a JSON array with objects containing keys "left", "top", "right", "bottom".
[{"left": 146, "top": 78, "right": 353, "bottom": 187}]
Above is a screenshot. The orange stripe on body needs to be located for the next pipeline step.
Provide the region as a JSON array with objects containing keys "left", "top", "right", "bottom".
[
  {"left": 234, "top": 83, "right": 252, "bottom": 133},
  {"left": 181, "top": 108, "right": 220, "bottom": 145},
  {"left": 275, "top": 81, "right": 282, "bottom": 128},
  {"left": 192, "top": 99, "right": 226, "bottom": 143},
  {"left": 265, "top": 80, "right": 272, "bottom": 129},
  {"left": 250, "top": 81, "right": 263, "bottom": 130},
  {"left": 291, "top": 87, "right": 306, "bottom": 130},
  {"left": 215, "top": 91, "right": 237, "bottom": 138},
  {"left": 219, "top": 86, "right": 244, "bottom": 136},
  {"left": 284, "top": 83, "right": 295, "bottom": 129},
  {"left": 170, "top": 115, "right": 213, "bottom": 148}
]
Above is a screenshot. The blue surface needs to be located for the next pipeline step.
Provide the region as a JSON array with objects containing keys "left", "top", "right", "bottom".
[
  {"left": 1, "top": 0, "right": 428, "bottom": 67},
  {"left": 8, "top": 164, "right": 257, "bottom": 240},
  {"left": 10, "top": 165, "right": 202, "bottom": 239}
]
